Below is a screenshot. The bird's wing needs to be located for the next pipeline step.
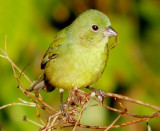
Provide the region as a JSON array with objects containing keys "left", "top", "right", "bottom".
[{"left": 41, "top": 28, "right": 68, "bottom": 69}]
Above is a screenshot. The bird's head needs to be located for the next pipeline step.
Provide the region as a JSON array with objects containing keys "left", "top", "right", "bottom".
[{"left": 68, "top": 9, "right": 117, "bottom": 47}]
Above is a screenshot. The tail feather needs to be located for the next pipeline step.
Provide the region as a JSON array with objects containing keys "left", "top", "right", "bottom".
[
  {"left": 27, "top": 75, "right": 45, "bottom": 92},
  {"left": 27, "top": 74, "right": 55, "bottom": 95}
]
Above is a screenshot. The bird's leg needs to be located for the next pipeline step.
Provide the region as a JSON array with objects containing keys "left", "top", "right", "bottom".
[
  {"left": 59, "top": 88, "right": 69, "bottom": 120},
  {"left": 86, "top": 86, "right": 106, "bottom": 104}
]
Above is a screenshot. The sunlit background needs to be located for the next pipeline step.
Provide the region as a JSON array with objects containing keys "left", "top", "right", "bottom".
[{"left": 0, "top": 0, "right": 160, "bottom": 131}]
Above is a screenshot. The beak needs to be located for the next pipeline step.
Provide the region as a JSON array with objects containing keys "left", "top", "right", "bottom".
[{"left": 103, "top": 26, "right": 117, "bottom": 38}]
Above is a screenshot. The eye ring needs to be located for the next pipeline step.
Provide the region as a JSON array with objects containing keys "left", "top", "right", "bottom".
[{"left": 92, "top": 25, "right": 99, "bottom": 31}]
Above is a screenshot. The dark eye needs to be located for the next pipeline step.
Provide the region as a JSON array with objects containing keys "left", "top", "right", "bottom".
[{"left": 92, "top": 25, "right": 99, "bottom": 31}]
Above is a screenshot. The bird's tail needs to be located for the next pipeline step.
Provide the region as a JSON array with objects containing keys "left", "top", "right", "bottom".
[{"left": 27, "top": 74, "right": 55, "bottom": 96}]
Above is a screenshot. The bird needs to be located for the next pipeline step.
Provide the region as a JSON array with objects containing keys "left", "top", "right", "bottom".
[{"left": 28, "top": 9, "right": 117, "bottom": 116}]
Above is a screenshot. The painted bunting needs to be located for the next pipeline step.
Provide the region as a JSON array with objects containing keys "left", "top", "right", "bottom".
[{"left": 28, "top": 9, "right": 117, "bottom": 115}]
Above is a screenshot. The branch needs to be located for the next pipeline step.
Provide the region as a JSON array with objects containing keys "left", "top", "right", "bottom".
[
  {"left": 1, "top": 37, "right": 160, "bottom": 131},
  {"left": 106, "top": 93, "right": 160, "bottom": 111}
]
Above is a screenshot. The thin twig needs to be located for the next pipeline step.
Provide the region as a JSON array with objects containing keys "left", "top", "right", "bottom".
[
  {"left": 106, "top": 93, "right": 160, "bottom": 111},
  {"left": 0, "top": 49, "right": 32, "bottom": 83},
  {"left": 103, "top": 104, "right": 122, "bottom": 113},
  {"left": 0, "top": 102, "right": 36, "bottom": 110},
  {"left": 44, "top": 112, "right": 61, "bottom": 130},
  {"left": 104, "top": 114, "right": 122, "bottom": 131},
  {"left": 19, "top": 62, "right": 31, "bottom": 79},
  {"left": 0, "top": 54, "right": 5, "bottom": 58},
  {"left": 10, "top": 61, "right": 58, "bottom": 112},
  {"left": 146, "top": 119, "right": 152, "bottom": 131},
  {"left": 35, "top": 103, "right": 46, "bottom": 126},
  {"left": 5, "top": 35, "right": 7, "bottom": 53},
  {"left": 1, "top": 37, "right": 160, "bottom": 131},
  {"left": 72, "top": 101, "right": 89, "bottom": 131},
  {"left": 23, "top": 116, "right": 44, "bottom": 128}
]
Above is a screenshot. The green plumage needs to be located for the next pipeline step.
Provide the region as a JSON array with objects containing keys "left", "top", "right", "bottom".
[{"left": 29, "top": 9, "right": 117, "bottom": 92}]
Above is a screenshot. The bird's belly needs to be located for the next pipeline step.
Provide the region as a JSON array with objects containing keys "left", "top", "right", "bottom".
[{"left": 45, "top": 47, "right": 108, "bottom": 90}]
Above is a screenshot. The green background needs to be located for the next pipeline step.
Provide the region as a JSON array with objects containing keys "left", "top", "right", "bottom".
[{"left": 0, "top": 0, "right": 160, "bottom": 130}]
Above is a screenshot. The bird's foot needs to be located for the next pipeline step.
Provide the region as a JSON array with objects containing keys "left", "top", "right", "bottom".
[
  {"left": 86, "top": 86, "right": 106, "bottom": 104},
  {"left": 95, "top": 89, "right": 106, "bottom": 103}
]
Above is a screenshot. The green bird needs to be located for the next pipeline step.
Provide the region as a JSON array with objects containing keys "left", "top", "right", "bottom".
[{"left": 28, "top": 9, "right": 117, "bottom": 116}]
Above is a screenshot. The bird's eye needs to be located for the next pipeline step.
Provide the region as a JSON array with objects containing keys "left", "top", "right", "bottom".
[{"left": 92, "top": 25, "right": 99, "bottom": 31}]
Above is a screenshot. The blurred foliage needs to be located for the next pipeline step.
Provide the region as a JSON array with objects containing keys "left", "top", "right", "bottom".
[{"left": 0, "top": 0, "right": 160, "bottom": 130}]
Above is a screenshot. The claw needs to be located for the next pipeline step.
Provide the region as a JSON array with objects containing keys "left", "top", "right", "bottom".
[
  {"left": 95, "top": 89, "right": 106, "bottom": 97},
  {"left": 95, "top": 89, "right": 106, "bottom": 104},
  {"left": 86, "top": 86, "right": 106, "bottom": 104},
  {"left": 97, "top": 95, "right": 103, "bottom": 103}
]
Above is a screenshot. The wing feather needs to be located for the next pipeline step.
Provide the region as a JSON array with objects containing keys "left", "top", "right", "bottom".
[{"left": 41, "top": 27, "right": 68, "bottom": 69}]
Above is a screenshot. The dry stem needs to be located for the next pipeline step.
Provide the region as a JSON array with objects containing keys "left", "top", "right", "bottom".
[{"left": 0, "top": 37, "right": 160, "bottom": 131}]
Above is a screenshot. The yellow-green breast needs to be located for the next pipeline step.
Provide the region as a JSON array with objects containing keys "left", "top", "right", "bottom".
[{"left": 45, "top": 41, "right": 109, "bottom": 90}]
